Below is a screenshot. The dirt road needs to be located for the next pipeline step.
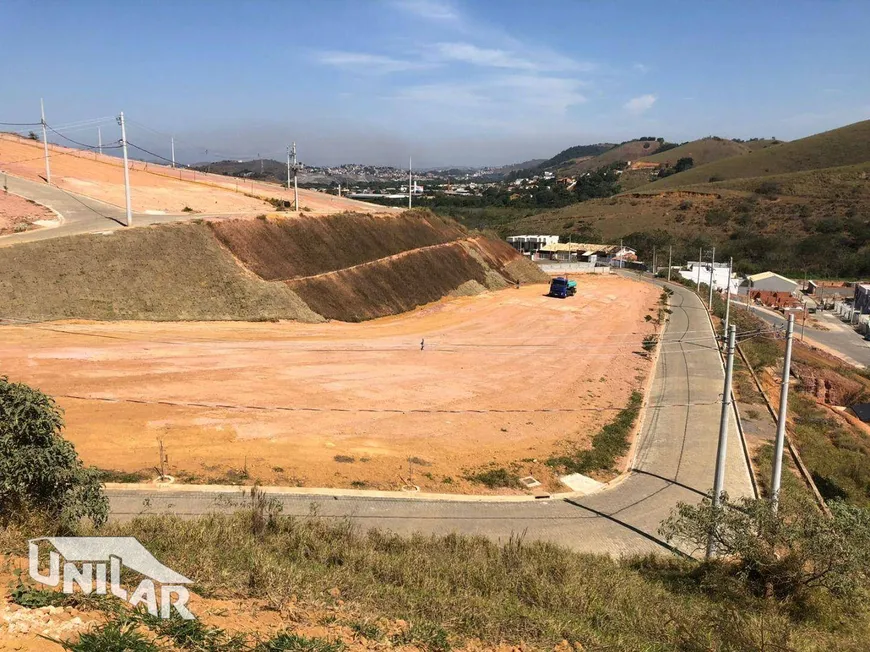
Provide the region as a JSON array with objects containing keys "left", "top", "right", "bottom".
[{"left": 0, "top": 278, "right": 659, "bottom": 492}]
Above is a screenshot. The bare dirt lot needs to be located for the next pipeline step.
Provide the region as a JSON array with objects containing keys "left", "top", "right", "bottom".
[
  {"left": 0, "top": 191, "right": 55, "bottom": 234},
  {"left": 0, "top": 134, "right": 389, "bottom": 215},
  {"left": 0, "top": 277, "right": 659, "bottom": 493}
]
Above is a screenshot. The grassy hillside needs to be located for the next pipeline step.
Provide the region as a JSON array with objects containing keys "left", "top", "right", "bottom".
[
  {"left": 559, "top": 139, "right": 663, "bottom": 175},
  {"left": 0, "top": 222, "right": 322, "bottom": 322},
  {"left": 640, "top": 137, "right": 755, "bottom": 167},
  {"left": 643, "top": 119, "right": 870, "bottom": 188},
  {"left": 0, "top": 211, "right": 546, "bottom": 323}
]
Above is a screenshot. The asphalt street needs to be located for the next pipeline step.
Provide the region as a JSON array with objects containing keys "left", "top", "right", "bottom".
[
  {"left": 107, "top": 282, "right": 755, "bottom": 556},
  {"left": 745, "top": 303, "right": 870, "bottom": 368},
  {"left": 0, "top": 174, "right": 225, "bottom": 246}
]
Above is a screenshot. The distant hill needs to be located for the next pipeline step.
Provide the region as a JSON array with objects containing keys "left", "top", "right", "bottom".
[
  {"left": 558, "top": 139, "right": 664, "bottom": 175},
  {"left": 492, "top": 159, "right": 548, "bottom": 175},
  {"left": 642, "top": 119, "right": 870, "bottom": 189},
  {"left": 538, "top": 144, "right": 615, "bottom": 171},
  {"left": 639, "top": 137, "right": 777, "bottom": 168},
  {"left": 193, "top": 159, "right": 285, "bottom": 183}
]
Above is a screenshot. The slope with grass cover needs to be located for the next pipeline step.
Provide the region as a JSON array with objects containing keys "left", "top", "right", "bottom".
[
  {"left": 642, "top": 119, "right": 870, "bottom": 189},
  {"left": 0, "top": 210, "right": 546, "bottom": 322}
]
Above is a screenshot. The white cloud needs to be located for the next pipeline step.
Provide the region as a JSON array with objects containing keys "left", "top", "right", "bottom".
[
  {"left": 624, "top": 94, "right": 657, "bottom": 114},
  {"left": 632, "top": 63, "right": 649, "bottom": 74},
  {"left": 433, "top": 42, "right": 592, "bottom": 73},
  {"left": 392, "top": 75, "right": 586, "bottom": 122},
  {"left": 392, "top": 0, "right": 458, "bottom": 21},
  {"left": 315, "top": 51, "right": 430, "bottom": 74}
]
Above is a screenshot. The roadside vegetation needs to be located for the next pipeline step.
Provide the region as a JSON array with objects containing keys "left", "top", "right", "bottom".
[{"left": 4, "top": 380, "right": 870, "bottom": 650}]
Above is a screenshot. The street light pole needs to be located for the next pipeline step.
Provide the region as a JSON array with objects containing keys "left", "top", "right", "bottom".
[
  {"left": 770, "top": 314, "right": 795, "bottom": 512},
  {"left": 707, "top": 323, "right": 737, "bottom": 559},
  {"left": 724, "top": 257, "right": 733, "bottom": 336},
  {"left": 708, "top": 247, "right": 716, "bottom": 309}
]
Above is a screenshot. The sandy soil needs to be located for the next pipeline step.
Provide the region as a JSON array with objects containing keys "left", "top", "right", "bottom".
[
  {"left": 0, "top": 134, "right": 391, "bottom": 216},
  {"left": 0, "top": 278, "right": 659, "bottom": 493},
  {"left": 0, "top": 192, "right": 55, "bottom": 234}
]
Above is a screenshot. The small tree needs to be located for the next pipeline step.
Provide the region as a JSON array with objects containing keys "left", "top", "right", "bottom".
[
  {"left": 27, "top": 131, "right": 40, "bottom": 141},
  {"left": 0, "top": 377, "right": 108, "bottom": 530},
  {"left": 659, "top": 495, "right": 870, "bottom": 603}
]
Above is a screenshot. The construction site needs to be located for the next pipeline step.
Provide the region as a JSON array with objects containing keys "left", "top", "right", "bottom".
[{"left": 0, "top": 132, "right": 661, "bottom": 493}]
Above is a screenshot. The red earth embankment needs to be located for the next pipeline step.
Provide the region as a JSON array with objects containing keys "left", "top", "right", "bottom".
[{"left": 209, "top": 211, "right": 466, "bottom": 280}]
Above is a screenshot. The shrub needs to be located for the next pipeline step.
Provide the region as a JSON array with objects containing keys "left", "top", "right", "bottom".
[
  {"left": 709, "top": 175, "right": 724, "bottom": 183},
  {"left": 660, "top": 495, "right": 870, "bottom": 603},
  {"left": 678, "top": 200, "right": 692, "bottom": 211},
  {"left": 465, "top": 468, "right": 521, "bottom": 489},
  {"left": 705, "top": 208, "right": 731, "bottom": 227},
  {"left": 57, "top": 621, "right": 158, "bottom": 652},
  {"left": 756, "top": 181, "right": 781, "bottom": 197},
  {"left": 0, "top": 377, "right": 107, "bottom": 530}
]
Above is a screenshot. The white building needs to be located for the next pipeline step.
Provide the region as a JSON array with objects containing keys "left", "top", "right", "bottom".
[
  {"left": 679, "top": 261, "right": 740, "bottom": 294},
  {"left": 507, "top": 235, "right": 559, "bottom": 256}
]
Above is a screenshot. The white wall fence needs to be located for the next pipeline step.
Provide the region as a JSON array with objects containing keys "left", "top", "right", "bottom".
[{"left": 537, "top": 262, "right": 611, "bottom": 274}]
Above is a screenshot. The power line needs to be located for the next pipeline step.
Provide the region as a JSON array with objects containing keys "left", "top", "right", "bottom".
[
  {"left": 0, "top": 121, "right": 41, "bottom": 126},
  {"left": 47, "top": 124, "right": 118, "bottom": 150}
]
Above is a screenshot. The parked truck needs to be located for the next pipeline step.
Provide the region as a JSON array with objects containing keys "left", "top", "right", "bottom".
[{"left": 548, "top": 276, "right": 577, "bottom": 298}]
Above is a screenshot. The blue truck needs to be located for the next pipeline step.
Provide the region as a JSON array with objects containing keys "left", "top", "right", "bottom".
[{"left": 548, "top": 276, "right": 577, "bottom": 298}]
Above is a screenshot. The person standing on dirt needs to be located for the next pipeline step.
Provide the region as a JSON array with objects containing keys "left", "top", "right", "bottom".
[{"left": 420, "top": 338, "right": 425, "bottom": 351}]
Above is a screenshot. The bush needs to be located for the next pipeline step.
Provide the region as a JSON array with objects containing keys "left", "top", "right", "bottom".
[
  {"left": 756, "top": 181, "right": 781, "bottom": 197},
  {"left": 705, "top": 208, "right": 731, "bottom": 226},
  {"left": 660, "top": 495, "right": 870, "bottom": 604},
  {"left": 678, "top": 200, "right": 692, "bottom": 211},
  {"left": 0, "top": 377, "right": 108, "bottom": 529}
]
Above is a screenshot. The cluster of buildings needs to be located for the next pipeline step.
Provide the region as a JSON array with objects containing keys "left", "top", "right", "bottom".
[{"left": 507, "top": 235, "right": 637, "bottom": 267}]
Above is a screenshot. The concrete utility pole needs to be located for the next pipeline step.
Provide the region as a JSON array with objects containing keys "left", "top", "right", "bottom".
[
  {"left": 667, "top": 245, "right": 673, "bottom": 282},
  {"left": 707, "top": 323, "right": 737, "bottom": 559},
  {"left": 697, "top": 246, "right": 703, "bottom": 291},
  {"left": 770, "top": 313, "right": 795, "bottom": 512},
  {"left": 171, "top": 137, "right": 175, "bottom": 169},
  {"left": 40, "top": 99, "right": 51, "bottom": 184},
  {"left": 708, "top": 247, "right": 716, "bottom": 309},
  {"left": 652, "top": 247, "right": 657, "bottom": 277},
  {"left": 620, "top": 238, "right": 624, "bottom": 269},
  {"left": 292, "top": 142, "right": 299, "bottom": 211},
  {"left": 286, "top": 146, "right": 291, "bottom": 189},
  {"left": 408, "top": 156, "right": 413, "bottom": 210},
  {"left": 118, "top": 111, "right": 133, "bottom": 227},
  {"left": 724, "top": 257, "right": 733, "bottom": 336}
]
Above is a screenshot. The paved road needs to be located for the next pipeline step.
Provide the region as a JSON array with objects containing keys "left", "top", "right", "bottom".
[
  {"left": 746, "top": 304, "right": 870, "bottom": 368},
  {"left": 0, "top": 174, "right": 225, "bottom": 246},
  {"left": 108, "top": 282, "right": 755, "bottom": 556}
]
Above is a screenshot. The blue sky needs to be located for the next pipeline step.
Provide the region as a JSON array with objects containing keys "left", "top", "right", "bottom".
[{"left": 2, "top": 0, "right": 869, "bottom": 167}]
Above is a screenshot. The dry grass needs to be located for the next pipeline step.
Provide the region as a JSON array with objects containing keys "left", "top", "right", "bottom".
[
  {"left": 51, "top": 510, "right": 866, "bottom": 651},
  {"left": 642, "top": 119, "right": 870, "bottom": 189},
  {"left": 0, "top": 222, "right": 322, "bottom": 322}
]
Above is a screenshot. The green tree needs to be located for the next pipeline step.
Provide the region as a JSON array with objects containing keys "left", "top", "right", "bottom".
[{"left": 0, "top": 377, "right": 108, "bottom": 530}]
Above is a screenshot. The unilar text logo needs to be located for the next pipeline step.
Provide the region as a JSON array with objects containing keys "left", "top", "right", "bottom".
[{"left": 28, "top": 537, "right": 194, "bottom": 619}]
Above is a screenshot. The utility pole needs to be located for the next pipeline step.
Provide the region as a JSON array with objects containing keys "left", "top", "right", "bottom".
[
  {"left": 40, "top": 99, "right": 51, "bottom": 184},
  {"left": 696, "top": 247, "right": 702, "bottom": 294},
  {"left": 724, "top": 257, "right": 733, "bottom": 336},
  {"left": 770, "top": 313, "right": 795, "bottom": 512},
  {"left": 707, "top": 323, "right": 736, "bottom": 559},
  {"left": 408, "top": 156, "right": 413, "bottom": 210},
  {"left": 291, "top": 142, "right": 299, "bottom": 211},
  {"left": 652, "top": 246, "right": 657, "bottom": 277},
  {"left": 667, "top": 245, "right": 673, "bottom": 282},
  {"left": 171, "top": 137, "right": 175, "bottom": 169},
  {"left": 286, "top": 146, "right": 291, "bottom": 189},
  {"left": 620, "top": 238, "right": 624, "bottom": 269},
  {"left": 118, "top": 111, "right": 133, "bottom": 227},
  {"left": 708, "top": 247, "right": 716, "bottom": 309}
]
